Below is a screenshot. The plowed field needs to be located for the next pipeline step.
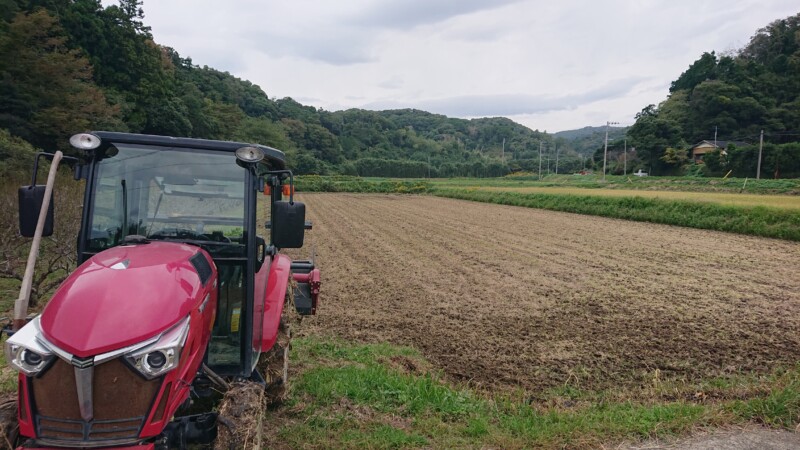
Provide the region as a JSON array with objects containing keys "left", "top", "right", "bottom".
[{"left": 295, "top": 193, "right": 800, "bottom": 395}]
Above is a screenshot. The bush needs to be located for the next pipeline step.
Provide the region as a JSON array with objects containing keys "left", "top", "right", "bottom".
[
  {"left": 0, "top": 129, "right": 38, "bottom": 177},
  {"left": 0, "top": 172, "right": 84, "bottom": 307}
]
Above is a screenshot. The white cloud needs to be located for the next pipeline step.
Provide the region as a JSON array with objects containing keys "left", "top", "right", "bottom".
[
  {"left": 136, "top": 0, "right": 799, "bottom": 132},
  {"left": 362, "top": 76, "right": 651, "bottom": 117},
  {"left": 347, "top": 0, "right": 526, "bottom": 29}
]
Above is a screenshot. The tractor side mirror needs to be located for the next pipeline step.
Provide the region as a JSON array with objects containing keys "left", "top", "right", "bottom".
[
  {"left": 18, "top": 185, "right": 54, "bottom": 237},
  {"left": 272, "top": 201, "right": 305, "bottom": 249}
]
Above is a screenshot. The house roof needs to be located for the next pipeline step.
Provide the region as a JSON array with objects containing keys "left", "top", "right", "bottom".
[{"left": 691, "top": 140, "right": 749, "bottom": 149}]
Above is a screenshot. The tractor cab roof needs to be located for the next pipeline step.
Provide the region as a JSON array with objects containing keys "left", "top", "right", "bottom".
[{"left": 91, "top": 131, "right": 286, "bottom": 170}]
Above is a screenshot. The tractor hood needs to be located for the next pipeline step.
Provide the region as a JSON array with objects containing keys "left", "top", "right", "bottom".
[{"left": 40, "top": 242, "right": 211, "bottom": 358}]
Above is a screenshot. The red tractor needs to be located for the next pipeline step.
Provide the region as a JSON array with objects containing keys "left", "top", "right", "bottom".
[{"left": 3, "top": 132, "right": 320, "bottom": 449}]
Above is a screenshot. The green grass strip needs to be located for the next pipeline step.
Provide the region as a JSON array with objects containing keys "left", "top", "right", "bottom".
[
  {"left": 282, "top": 338, "right": 800, "bottom": 449},
  {"left": 433, "top": 188, "right": 800, "bottom": 241},
  {"left": 428, "top": 175, "right": 800, "bottom": 194}
]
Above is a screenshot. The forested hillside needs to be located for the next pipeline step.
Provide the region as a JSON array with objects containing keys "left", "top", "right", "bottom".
[
  {"left": 1, "top": 0, "right": 585, "bottom": 178},
  {"left": 626, "top": 13, "right": 800, "bottom": 177},
  {"left": 554, "top": 126, "right": 628, "bottom": 163},
  {"left": 554, "top": 126, "right": 627, "bottom": 143}
]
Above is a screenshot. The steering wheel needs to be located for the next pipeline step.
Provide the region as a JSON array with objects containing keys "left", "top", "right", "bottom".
[
  {"left": 209, "top": 231, "right": 231, "bottom": 243},
  {"left": 150, "top": 228, "right": 210, "bottom": 241}
]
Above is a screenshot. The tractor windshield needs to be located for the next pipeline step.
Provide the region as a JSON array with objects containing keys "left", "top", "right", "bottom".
[{"left": 86, "top": 144, "right": 246, "bottom": 258}]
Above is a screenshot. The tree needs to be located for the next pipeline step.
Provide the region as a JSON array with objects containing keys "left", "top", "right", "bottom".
[
  {"left": 660, "top": 147, "right": 689, "bottom": 168},
  {"left": 627, "top": 105, "right": 684, "bottom": 174},
  {"left": 685, "top": 80, "right": 766, "bottom": 143},
  {"left": 233, "top": 116, "right": 291, "bottom": 150},
  {"left": 292, "top": 152, "right": 327, "bottom": 175},
  {"left": 670, "top": 52, "right": 718, "bottom": 93},
  {"left": 701, "top": 149, "right": 725, "bottom": 175},
  {"left": 0, "top": 9, "right": 120, "bottom": 150}
]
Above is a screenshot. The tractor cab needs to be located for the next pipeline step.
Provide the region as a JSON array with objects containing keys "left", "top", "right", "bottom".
[{"left": 74, "top": 132, "right": 308, "bottom": 377}]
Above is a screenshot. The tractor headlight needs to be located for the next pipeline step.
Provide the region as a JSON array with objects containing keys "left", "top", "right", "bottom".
[
  {"left": 5, "top": 317, "right": 55, "bottom": 376},
  {"left": 125, "top": 316, "right": 190, "bottom": 379}
]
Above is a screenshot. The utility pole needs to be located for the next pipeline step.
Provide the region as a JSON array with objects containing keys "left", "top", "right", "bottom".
[
  {"left": 714, "top": 126, "right": 718, "bottom": 149},
  {"left": 427, "top": 154, "right": 431, "bottom": 179},
  {"left": 538, "top": 141, "right": 543, "bottom": 180},
  {"left": 757, "top": 129, "right": 764, "bottom": 179},
  {"left": 502, "top": 138, "right": 505, "bottom": 162},
  {"left": 602, "top": 121, "right": 618, "bottom": 181},
  {"left": 555, "top": 145, "right": 560, "bottom": 175},
  {"left": 582, "top": 154, "right": 586, "bottom": 170},
  {"left": 623, "top": 138, "right": 627, "bottom": 176}
]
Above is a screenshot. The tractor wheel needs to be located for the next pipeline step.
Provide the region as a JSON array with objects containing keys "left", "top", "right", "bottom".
[
  {"left": 215, "top": 287, "right": 296, "bottom": 449},
  {"left": 263, "top": 317, "right": 290, "bottom": 402},
  {"left": 0, "top": 394, "right": 18, "bottom": 450},
  {"left": 214, "top": 381, "right": 265, "bottom": 450},
  {"left": 260, "top": 287, "right": 297, "bottom": 404}
]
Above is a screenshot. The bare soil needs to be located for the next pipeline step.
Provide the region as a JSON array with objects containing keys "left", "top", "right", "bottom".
[
  {"left": 625, "top": 425, "right": 800, "bottom": 449},
  {"left": 295, "top": 193, "right": 800, "bottom": 395}
]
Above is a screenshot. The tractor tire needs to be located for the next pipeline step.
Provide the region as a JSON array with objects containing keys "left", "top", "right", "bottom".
[
  {"left": 260, "top": 286, "right": 297, "bottom": 404},
  {"left": 214, "top": 381, "right": 265, "bottom": 450},
  {"left": 215, "top": 287, "right": 296, "bottom": 449},
  {"left": 262, "top": 317, "right": 290, "bottom": 403},
  {"left": 0, "top": 394, "right": 18, "bottom": 450}
]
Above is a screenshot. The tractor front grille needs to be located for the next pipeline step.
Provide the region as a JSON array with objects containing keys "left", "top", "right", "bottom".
[
  {"left": 36, "top": 416, "right": 144, "bottom": 443},
  {"left": 30, "top": 357, "right": 162, "bottom": 447}
]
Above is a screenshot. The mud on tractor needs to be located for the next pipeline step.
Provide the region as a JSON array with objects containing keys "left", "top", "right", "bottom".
[{"left": 2, "top": 132, "right": 321, "bottom": 449}]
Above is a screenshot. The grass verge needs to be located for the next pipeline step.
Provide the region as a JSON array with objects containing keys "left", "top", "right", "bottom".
[
  {"left": 432, "top": 188, "right": 800, "bottom": 241},
  {"left": 429, "top": 175, "right": 800, "bottom": 195},
  {"left": 273, "top": 337, "right": 800, "bottom": 449}
]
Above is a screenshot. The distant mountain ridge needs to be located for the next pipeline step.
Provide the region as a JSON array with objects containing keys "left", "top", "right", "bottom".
[
  {"left": 554, "top": 126, "right": 627, "bottom": 141},
  {"left": 554, "top": 126, "right": 629, "bottom": 156}
]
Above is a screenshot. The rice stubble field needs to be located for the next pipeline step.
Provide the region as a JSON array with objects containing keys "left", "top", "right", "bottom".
[{"left": 296, "top": 193, "right": 800, "bottom": 399}]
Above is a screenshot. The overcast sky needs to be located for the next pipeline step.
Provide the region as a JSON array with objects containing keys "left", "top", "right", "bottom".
[{"left": 128, "top": 1, "right": 798, "bottom": 133}]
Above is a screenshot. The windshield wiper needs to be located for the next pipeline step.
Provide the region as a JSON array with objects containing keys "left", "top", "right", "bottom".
[{"left": 121, "top": 179, "right": 128, "bottom": 238}]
